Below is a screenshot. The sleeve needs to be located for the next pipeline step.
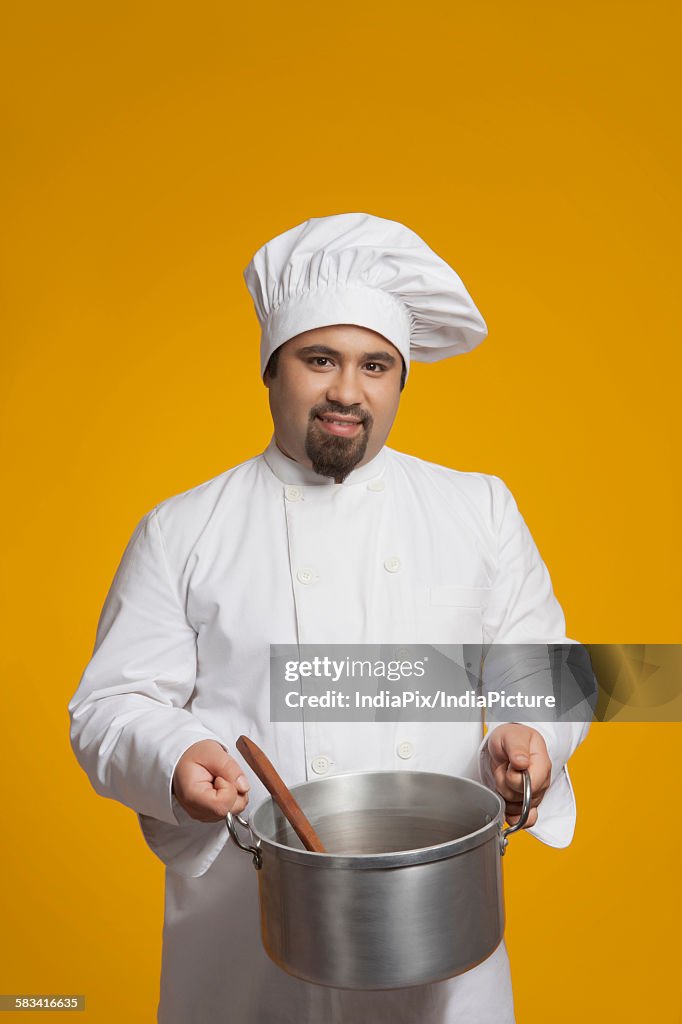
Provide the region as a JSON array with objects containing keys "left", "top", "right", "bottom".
[
  {"left": 68, "top": 507, "right": 229, "bottom": 828},
  {"left": 475, "top": 478, "right": 591, "bottom": 848}
]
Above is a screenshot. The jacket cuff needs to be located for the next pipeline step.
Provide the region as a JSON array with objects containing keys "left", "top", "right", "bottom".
[
  {"left": 477, "top": 721, "right": 578, "bottom": 848},
  {"left": 137, "top": 737, "right": 232, "bottom": 878},
  {"left": 138, "top": 803, "right": 230, "bottom": 878},
  {"left": 100, "top": 712, "right": 229, "bottom": 826}
]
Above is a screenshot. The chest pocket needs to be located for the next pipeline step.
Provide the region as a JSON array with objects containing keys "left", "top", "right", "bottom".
[{"left": 418, "top": 585, "right": 491, "bottom": 644}]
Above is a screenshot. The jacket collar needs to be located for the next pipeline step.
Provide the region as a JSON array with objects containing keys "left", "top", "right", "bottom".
[{"left": 262, "top": 436, "right": 386, "bottom": 487}]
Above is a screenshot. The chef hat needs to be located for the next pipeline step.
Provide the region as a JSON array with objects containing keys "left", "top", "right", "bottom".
[{"left": 243, "top": 212, "right": 487, "bottom": 379}]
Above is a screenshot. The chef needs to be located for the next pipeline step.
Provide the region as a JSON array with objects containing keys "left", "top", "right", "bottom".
[{"left": 69, "top": 212, "right": 590, "bottom": 1023}]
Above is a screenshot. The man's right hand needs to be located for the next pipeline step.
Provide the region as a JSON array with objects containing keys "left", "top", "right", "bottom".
[{"left": 172, "top": 740, "right": 250, "bottom": 822}]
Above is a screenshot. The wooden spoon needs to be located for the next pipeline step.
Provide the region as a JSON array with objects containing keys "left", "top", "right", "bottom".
[{"left": 236, "top": 735, "right": 327, "bottom": 853}]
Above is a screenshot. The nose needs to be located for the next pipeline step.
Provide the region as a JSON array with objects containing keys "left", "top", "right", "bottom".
[{"left": 325, "top": 365, "right": 364, "bottom": 408}]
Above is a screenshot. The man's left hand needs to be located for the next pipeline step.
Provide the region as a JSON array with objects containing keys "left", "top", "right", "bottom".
[{"left": 486, "top": 724, "right": 551, "bottom": 829}]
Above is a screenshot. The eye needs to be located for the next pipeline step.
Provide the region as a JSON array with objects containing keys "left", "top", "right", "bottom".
[
  {"left": 306, "top": 356, "right": 334, "bottom": 368},
  {"left": 364, "top": 362, "right": 386, "bottom": 373}
]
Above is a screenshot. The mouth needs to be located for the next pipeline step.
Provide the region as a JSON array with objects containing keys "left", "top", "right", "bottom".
[{"left": 315, "top": 414, "right": 365, "bottom": 438}]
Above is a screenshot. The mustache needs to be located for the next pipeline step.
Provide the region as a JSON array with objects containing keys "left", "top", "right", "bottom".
[{"left": 309, "top": 401, "right": 371, "bottom": 424}]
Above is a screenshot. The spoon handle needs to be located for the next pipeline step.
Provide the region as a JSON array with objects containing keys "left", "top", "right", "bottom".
[{"left": 235, "top": 735, "right": 327, "bottom": 853}]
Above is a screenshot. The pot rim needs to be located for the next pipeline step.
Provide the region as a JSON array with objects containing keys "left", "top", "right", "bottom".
[{"left": 249, "top": 770, "right": 505, "bottom": 870}]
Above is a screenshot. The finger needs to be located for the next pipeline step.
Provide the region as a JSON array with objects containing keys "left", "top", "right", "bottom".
[
  {"left": 494, "top": 758, "right": 550, "bottom": 801},
  {"left": 507, "top": 747, "right": 530, "bottom": 771},
  {"left": 519, "top": 766, "right": 550, "bottom": 799},
  {"left": 183, "top": 780, "right": 248, "bottom": 823},
  {"left": 505, "top": 807, "right": 538, "bottom": 829},
  {"left": 230, "top": 792, "right": 249, "bottom": 815},
  {"left": 196, "top": 750, "right": 250, "bottom": 793},
  {"left": 184, "top": 755, "right": 250, "bottom": 814},
  {"left": 485, "top": 749, "right": 528, "bottom": 794},
  {"left": 504, "top": 795, "right": 544, "bottom": 814},
  {"left": 490, "top": 728, "right": 531, "bottom": 774},
  {"left": 214, "top": 775, "right": 250, "bottom": 815},
  {"left": 503, "top": 757, "right": 532, "bottom": 797},
  {"left": 505, "top": 763, "right": 526, "bottom": 788},
  {"left": 218, "top": 756, "right": 251, "bottom": 795},
  {"left": 526, "top": 732, "right": 552, "bottom": 790},
  {"left": 491, "top": 767, "right": 529, "bottom": 802}
]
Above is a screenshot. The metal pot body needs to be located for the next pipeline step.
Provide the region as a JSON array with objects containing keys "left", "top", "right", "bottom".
[{"left": 230, "top": 771, "right": 510, "bottom": 990}]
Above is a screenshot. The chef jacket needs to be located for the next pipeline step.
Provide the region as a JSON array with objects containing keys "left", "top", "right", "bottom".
[{"left": 69, "top": 438, "right": 589, "bottom": 1023}]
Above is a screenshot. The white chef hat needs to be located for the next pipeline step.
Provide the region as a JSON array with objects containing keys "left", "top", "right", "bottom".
[{"left": 243, "top": 212, "right": 487, "bottom": 379}]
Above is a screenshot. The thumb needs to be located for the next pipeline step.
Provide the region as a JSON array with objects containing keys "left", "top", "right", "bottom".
[
  {"left": 498, "top": 731, "right": 531, "bottom": 771},
  {"left": 214, "top": 775, "right": 238, "bottom": 794},
  {"left": 507, "top": 747, "right": 530, "bottom": 770}
]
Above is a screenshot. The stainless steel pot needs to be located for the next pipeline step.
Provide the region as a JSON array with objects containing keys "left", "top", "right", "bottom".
[{"left": 227, "top": 769, "right": 530, "bottom": 990}]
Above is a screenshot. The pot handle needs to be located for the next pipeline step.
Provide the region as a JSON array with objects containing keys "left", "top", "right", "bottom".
[
  {"left": 499, "top": 769, "right": 532, "bottom": 856},
  {"left": 226, "top": 812, "right": 262, "bottom": 870}
]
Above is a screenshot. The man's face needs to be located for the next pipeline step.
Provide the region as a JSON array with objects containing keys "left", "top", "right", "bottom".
[{"left": 264, "top": 325, "right": 403, "bottom": 482}]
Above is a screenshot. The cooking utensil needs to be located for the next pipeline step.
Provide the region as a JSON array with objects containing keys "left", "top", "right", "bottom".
[
  {"left": 226, "top": 767, "right": 531, "bottom": 989},
  {"left": 235, "top": 735, "right": 326, "bottom": 853}
]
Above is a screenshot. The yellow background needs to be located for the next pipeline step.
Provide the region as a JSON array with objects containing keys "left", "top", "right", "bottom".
[{"left": 1, "top": 2, "right": 680, "bottom": 1021}]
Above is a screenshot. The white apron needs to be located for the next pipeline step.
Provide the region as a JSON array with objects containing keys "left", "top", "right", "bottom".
[{"left": 69, "top": 439, "right": 589, "bottom": 1022}]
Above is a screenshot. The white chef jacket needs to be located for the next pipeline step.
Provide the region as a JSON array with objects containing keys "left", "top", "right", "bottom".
[{"left": 69, "top": 439, "right": 589, "bottom": 1023}]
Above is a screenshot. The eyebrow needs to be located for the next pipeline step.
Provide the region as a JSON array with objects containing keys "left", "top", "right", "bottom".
[{"left": 296, "top": 345, "right": 397, "bottom": 366}]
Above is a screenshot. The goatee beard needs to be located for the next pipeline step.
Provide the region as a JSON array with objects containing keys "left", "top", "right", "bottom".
[{"left": 305, "top": 403, "right": 373, "bottom": 482}]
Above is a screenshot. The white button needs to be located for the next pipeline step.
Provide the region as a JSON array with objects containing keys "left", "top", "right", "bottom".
[
  {"left": 384, "top": 556, "right": 402, "bottom": 573},
  {"left": 397, "top": 740, "right": 414, "bottom": 760},
  {"left": 311, "top": 755, "right": 330, "bottom": 775},
  {"left": 367, "top": 479, "right": 385, "bottom": 492},
  {"left": 296, "top": 568, "right": 316, "bottom": 585},
  {"left": 285, "top": 485, "right": 303, "bottom": 502}
]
